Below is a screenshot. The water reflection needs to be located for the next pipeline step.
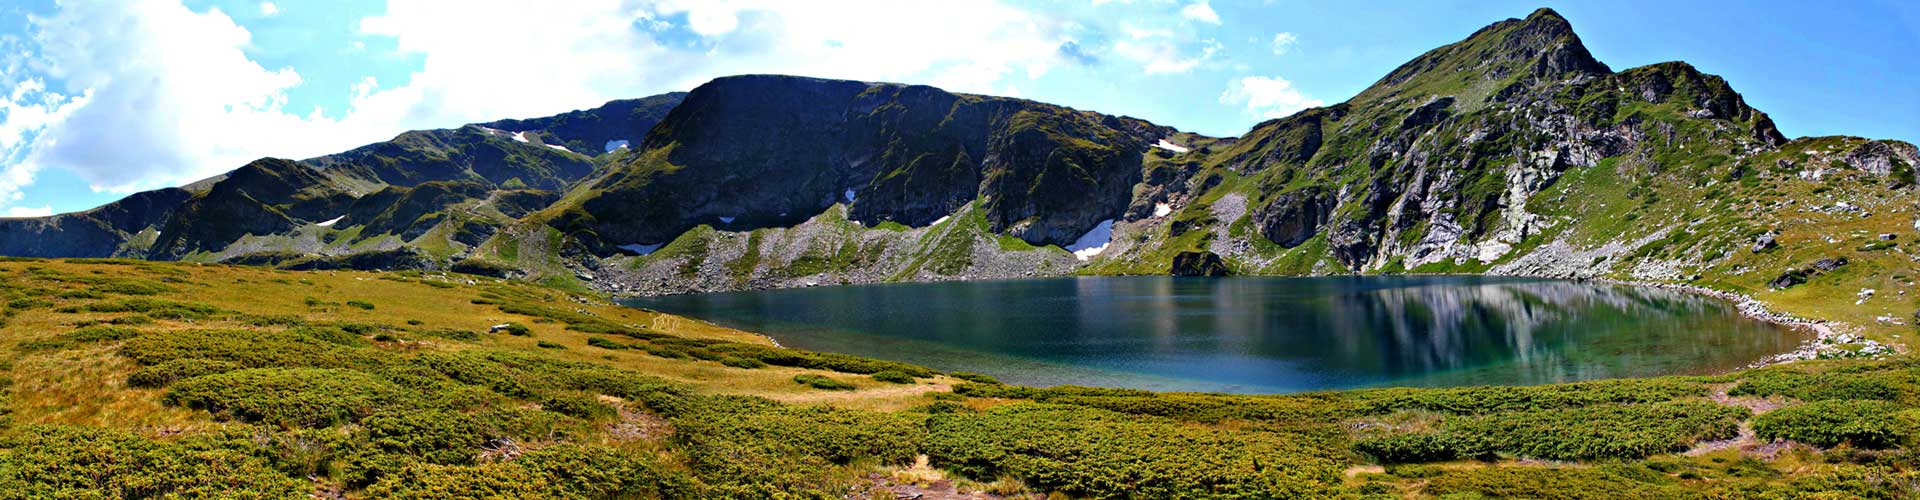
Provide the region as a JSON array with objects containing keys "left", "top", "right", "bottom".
[{"left": 625, "top": 276, "right": 1808, "bottom": 394}]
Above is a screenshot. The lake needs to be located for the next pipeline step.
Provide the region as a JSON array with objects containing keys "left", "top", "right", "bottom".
[{"left": 624, "top": 276, "right": 1810, "bottom": 393}]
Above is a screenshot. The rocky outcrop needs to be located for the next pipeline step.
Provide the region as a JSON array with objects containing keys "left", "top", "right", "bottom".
[
  {"left": 1253, "top": 187, "right": 1336, "bottom": 248},
  {"left": 554, "top": 75, "right": 1169, "bottom": 252},
  {"left": 1170, "top": 251, "right": 1230, "bottom": 277},
  {"left": 478, "top": 92, "right": 686, "bottom": 154},
  {"left": 148, "top": 158, "right": 355, "bottom": 259},
  {"left": 0, "top": 188, "right": 191, "bottom": 258}
]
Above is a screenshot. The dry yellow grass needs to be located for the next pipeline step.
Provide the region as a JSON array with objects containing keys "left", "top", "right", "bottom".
[{"left": 0, "top": 258, "right": 944, "bottom": 432}]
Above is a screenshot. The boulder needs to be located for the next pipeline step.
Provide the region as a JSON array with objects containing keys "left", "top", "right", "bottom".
[
  {"left": 1812, "top": 257, "right": 1849, "bottom": 272},
  {"left": 1253, "top": 187, "right": 1337, "bottom": 248},
  {"left": 1768, "top": 270, "right": 1808, "bottom": 289},
  {"left": 1751, "top": 231, "right": 1777, "bottom": 253},
  {"left": 1170, "top": 251, "right": 1231, "bottom": 277}
]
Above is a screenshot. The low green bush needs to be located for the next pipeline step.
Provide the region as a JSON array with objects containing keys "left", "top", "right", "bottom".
[
  {"left": 719, "top": 356, "right": 766, "bottom": 369},
  {"left": 536, "top": 340, "right": 565, "bottom": 349},
  {"left": 672, "top": 396, "right": 923, "bottom": 495},
  {"left": 924, "top": 404, "right": 1346, "bottom": 498},
  {"left": 126, "top": 359, "right": 242, "bottom": 388},
  {"left": 948, "top": 371, "right": 1001, "bottom": 384},
  {"left": 1752, "top": 400, "right": 1914, "bottom": 448},
  {"left": 1355, "top": 402, "right": 1746, "bottom": 462},
  {"left": 586, "top": 336, "right": 627, "bottom": 350},
  {"left": 346, "top": 300, "right": 377, "bottom": 310},
  {"left": 793, "top": 374, "right": 855, "bottom": 391},
  {"left": 164, "top": 368, "right": 406, "bottom": 427},
  {"left": 1729, "top": 370, "right": 1905, "bottom": 402},
  {"left": 0, "top": 425, "right": 304, "bottom": 498}
]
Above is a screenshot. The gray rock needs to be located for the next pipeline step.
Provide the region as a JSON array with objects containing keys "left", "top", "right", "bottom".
[
  {"left": 1252, "top": 187, "right": 1336, "bottom": 248},
  {"left": 1751, "top": 231, "right": 1777, "bottom": 252}
]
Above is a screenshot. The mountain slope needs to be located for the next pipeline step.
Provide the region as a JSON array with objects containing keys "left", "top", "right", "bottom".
[
  {"left": 0, "top": 9, "right": 1913, "bottom": 344},
  {"left": 543, "top": 75, "right": 1171, "bottom": 254},
  {"left": 0, "top": 92, "right": 686, "bottom": 265}
]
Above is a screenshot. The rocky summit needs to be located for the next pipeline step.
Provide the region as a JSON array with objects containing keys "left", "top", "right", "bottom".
[{"left": 0, "top": 8, "right": 1912, "bottom": 305}]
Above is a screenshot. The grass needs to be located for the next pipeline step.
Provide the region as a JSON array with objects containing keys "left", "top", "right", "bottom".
[{"left": 0, "top": 258, "right": 1914, "bottom": 498}]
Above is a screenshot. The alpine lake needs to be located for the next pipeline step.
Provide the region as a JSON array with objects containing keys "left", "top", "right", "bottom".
[{"left": 625, "top": 276, "right": 1809, "bottom": 394}]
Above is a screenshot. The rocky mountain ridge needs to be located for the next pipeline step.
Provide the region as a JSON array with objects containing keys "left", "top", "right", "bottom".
[{"left": 0, "top": 9, "right": 1914, "bottom": 336}]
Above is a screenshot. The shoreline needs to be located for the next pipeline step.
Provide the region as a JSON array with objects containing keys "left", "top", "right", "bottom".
[{"left": 1592, "top": 277, "right": 1872, "bottom": 367}]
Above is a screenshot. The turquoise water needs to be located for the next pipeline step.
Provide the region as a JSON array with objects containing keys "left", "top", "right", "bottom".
[{"left": 624, "top": 276, "right": 1809, "bottom": 394}]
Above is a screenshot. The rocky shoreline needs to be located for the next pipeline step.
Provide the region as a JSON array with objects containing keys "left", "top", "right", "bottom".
[{"left": 1595, "top": 278, "right": 1895, "bottom": 366}]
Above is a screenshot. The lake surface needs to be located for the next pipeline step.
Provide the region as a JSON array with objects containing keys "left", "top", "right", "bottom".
[{"left": 625, "top": 276, "right": 1810, "bottom": 393}]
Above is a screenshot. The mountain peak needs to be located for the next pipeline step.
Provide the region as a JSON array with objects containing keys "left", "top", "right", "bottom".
[
  {"left": 1526, "top": 7, "right": 1567, "bottom": 22},
  {"left": 1356, "top": 8, "right": 1607, "bottom": 104}
]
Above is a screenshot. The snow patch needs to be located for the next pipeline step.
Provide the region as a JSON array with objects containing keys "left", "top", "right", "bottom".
[
  {"left": 618, "top": 243, "right": 663, "bottom": 256},
  {"left": 604, "top": 139, "right": 629, "bottom": 152},
  {"left": 546, "top": 144, "right": 570, "bottom": 152},
  {"left": 718, "top": 216, "right": 736, "bottom": 224},
  {"left": 510, "top": 131, "right": 530, "bottom": 143},
  {"left": 315, "top": 215, "right": 345, "bottom": 227},
  {"left": 930, "top": 215, "right": 951, "bottom": 227},
  {"left": 1065, "top": 219, "right": 1114, "bottom": 261},
  {"left": 1153, "top": 202, "right": 1172, "bottom": 217},
  {"left": 1153, "top": 139, "right": 1189, "bottom": 153}
]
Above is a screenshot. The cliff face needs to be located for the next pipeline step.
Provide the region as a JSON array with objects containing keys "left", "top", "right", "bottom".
[
  {"left": 1139, "top": 8, "right": 1800, "bottom": 274},
  {"left": 550, "top": 75, "right": 1170, "bottom": 253}
]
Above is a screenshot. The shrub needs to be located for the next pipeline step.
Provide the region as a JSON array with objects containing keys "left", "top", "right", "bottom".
[
  {"left": 363, "top": 444, "right": 698, "bottom": 499},
  {"left": 1752, "top": 400, "right": 1914, "bottom": 448},
  {"left": 1355, "top": 432, "right": 1459, "bottom": 463},
  {"left": 419, "top": 328, "right": 480, "bottom": 342},
  {"left": 793, "top": 374, "right": 855, "bottom": 391},
  {"left": 948, "top": 371, "right": 1001, "bottom": 384},
  {"left": 0, "top": 426, "right": 304, "bottom": 498},
  {"left": 536, "top": 340, "right": 565, "bottom": 349},
  {"left": 346, "top": 300, "right": 376, "bottom": 310},
  {"left": 586, "top": 336, "right": 627, "bottom": 350},
  {"left": 499, "top": 323, "right": 532, "bottom": 336},
  {"left": 164, "top": 368, "right": 406, "bottom": 427},
  {"left": 719, "top": 356, "right": 766, "bottom": 369},
  {"left": 541, "top": 392, "right": 614, "bottom": 419},
  {"left": 1729, "top": 370, "right": 1903, "bottom": 402},
  {"left": 672, "top": 396, "right": 924, "bottom": 494},
  {"left": 870, "top": 370, "right": 916, "bottom": 384},
  {"left": 1354, "top": 402, "right": 1747, "bottom": 462},
  {"left": 924, "top": 404, "right": 1346, "bottom": 498}
]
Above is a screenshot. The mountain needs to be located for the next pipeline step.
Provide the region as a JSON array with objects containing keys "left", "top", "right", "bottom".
[
  {"left": 1, "top": 9, "right": 1914, "bottom": 326},
  {"left": 0, "top": 93, "right": 685, "bottom": 263}
]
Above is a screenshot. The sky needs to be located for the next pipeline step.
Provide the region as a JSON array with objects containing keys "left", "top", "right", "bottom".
[{"left": 0, "top": 1, "right": 1914, "bottom": 217}]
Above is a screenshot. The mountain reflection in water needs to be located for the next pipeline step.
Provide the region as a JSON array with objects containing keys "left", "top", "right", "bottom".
[{"left": 625, "top": 276, "right": 1808, "bottom": 393}]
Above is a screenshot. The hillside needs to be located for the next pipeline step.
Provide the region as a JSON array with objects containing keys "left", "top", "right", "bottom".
[
  {"left": 0, "top": 257, "right": 1910, "bottom": 498},
  {"left": 0, "top": 11, "right": 1911, "bottom": 347}
]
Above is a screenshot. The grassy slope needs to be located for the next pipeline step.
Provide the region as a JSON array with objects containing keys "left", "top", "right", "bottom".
[{"left": 0, "top": 258, "right": 1913, "bottom": 498}]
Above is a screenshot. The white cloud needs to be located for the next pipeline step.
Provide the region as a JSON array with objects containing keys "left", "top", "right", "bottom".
[
  {"left": 3, "top": 206, "right": 52, "bottom": 217},
  {"left": 1180, "top": 1, "right": 1220, "bottom": 24},
  {"left": 2, "top": 0, "right": 370, "bottom": 200},
  {"left": 259, "top": 2, "right": 278, "bottom": 16},
  {"left": 0, "top": 0, "right": 1088, "bottom": 211},
  {"left": 1114, "top": 37, "right": 1221, "bottom": 75},
  {"left": 1270, "top": 32, "right": 1297, "bottom": 55},
  {"left": 1219, "top": 75, "right": 1324, "bottom": 119}
]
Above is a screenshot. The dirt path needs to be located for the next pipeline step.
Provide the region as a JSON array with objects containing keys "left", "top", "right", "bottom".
[{"left": 1685, "top": 383, "right": 1788, "bottom": 457}]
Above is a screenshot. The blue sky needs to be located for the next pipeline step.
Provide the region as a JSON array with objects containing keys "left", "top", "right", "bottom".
[{"left": 1, "top": 0, "right": 1914, "bottom": 216}]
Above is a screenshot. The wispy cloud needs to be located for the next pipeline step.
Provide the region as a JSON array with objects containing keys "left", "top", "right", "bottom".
[{"left": 1220, "top": 75, "right": 1324, "bottom": 119}]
